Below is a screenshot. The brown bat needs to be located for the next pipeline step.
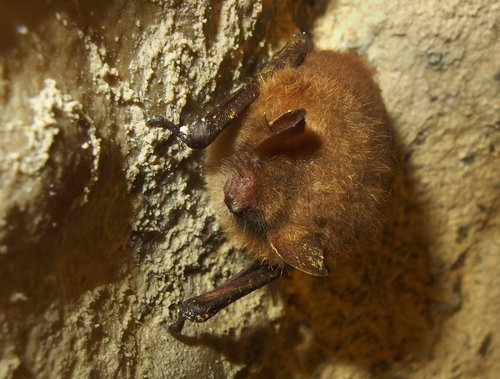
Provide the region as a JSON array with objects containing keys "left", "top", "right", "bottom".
[{"left": 148, "top": 32, "right": 394, "bottom": 333}]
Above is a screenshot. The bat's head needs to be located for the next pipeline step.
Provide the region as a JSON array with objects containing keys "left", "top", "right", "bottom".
[
  {"left": 221, "top": 109, "right": 314, "bottom": 229},
  {"left": 209, "top": 109, "right": 328, "bottom": 276}
]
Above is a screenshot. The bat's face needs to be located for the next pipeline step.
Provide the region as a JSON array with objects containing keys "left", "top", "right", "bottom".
[
  {"left": 206, "top": 107, "right": 333, "bottom": 274},
  {"left": 216, "top": 109, "right": 311, "bottom": 235},
  {"left": 221, "top": 149, "right": 292, "bottom": 235}
]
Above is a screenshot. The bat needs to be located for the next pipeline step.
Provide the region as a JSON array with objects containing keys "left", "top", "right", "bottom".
[{"left": 147, "top": 32, "right": 395, "bottom": 333}]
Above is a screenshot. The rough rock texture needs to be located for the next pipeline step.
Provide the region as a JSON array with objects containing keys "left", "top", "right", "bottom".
[{"left": 0, "top": 0, "right": 498, "bottom": 378}]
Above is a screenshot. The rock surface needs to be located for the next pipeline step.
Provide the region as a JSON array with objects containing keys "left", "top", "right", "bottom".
[{"left": 0, "top": 0, "right": 498, "bottom": 377}]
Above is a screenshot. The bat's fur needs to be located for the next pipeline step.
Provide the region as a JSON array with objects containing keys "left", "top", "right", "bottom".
[{"left": 205, "top": 50, "right": 394, "bottom": 274}]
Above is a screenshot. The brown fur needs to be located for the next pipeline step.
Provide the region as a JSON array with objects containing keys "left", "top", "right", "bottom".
[{"left": 205, "top": 50, "right": 394, "bottom": 274}]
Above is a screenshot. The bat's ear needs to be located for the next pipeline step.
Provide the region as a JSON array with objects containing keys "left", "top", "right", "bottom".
[
  {"left": 267, "top": 227, "right": 328, "bottom": 277},
  {"left": 255, "top": 109, "right": 317, "bottom": 157},
  {"left": 269, "top": 108, "right": 306, "bottom": 133}
]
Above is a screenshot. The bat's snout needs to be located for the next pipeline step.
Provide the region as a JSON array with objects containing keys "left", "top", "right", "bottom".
[{"left": 223, "top": 171, "right": 258, "bottom": 216}]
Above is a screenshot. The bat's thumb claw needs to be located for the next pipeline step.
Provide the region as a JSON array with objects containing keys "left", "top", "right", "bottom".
[
  {"left": 146, "top": 116, "right": 178, "bottom": 131},
  {"left": 168, "top": 315, "right": 186, "bottom": 334}
]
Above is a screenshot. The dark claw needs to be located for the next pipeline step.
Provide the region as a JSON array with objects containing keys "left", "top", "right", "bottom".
[
  {"left": 146, "top": 116, "right": 178, "bottom": 131},
  {"left": 147, "top": 115, "right": 196, "bottom": 147},
  {"left": 168, "top": 314, "right": 186, "bottom": 334},
  {"left": 147, "top": 115, "right": 213, "bottom": 149},
  {"left": 168, "top": 297, "right": 219, "bottom": 334}
]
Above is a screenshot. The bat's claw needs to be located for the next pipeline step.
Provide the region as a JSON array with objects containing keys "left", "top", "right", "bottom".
[
  {"left": 147, "top": 115, "right": 209, "bottom": 149},
  {"left": 168, "top": 314, "right": 186, "bottom": 334},
  {"left": 146, "top": 115, "right": 178, "bottom": 131},
  {"left": 147, "top": 115, "right": 196, "bottom": 147}
]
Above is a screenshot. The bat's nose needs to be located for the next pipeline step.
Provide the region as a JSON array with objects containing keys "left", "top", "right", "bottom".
[
  {"left": 223, "top": 172, "right": 257, "bottom": 216},
  {"left": 224, "top": 192, "right": 255, "bottom": 216},
  {"left": 224, "top": 192, "right": 245, "bottom": 215}
]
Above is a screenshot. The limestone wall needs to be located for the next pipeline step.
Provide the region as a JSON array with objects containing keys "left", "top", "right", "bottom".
[{"left": 0, "top": 0, "right": 498, "bottom": 377}]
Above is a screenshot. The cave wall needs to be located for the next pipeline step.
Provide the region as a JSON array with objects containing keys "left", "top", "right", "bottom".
[{"left": 0, "top": 0, "right": 498, "bottom": 378}]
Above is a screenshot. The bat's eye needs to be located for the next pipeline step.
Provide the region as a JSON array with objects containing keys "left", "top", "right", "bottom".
[{"left": 223, "top": 170, "right": 258, "bottom": 216}]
